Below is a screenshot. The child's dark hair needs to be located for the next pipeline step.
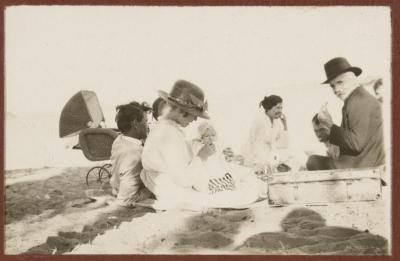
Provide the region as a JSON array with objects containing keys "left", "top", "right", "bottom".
[
  {"left": 259, "top": 95, "right": 283, "bottom": 112},
  {"left": 129, "top": 101, "right": 152, "bottom": 112},
  {"left": 115, "top": 102, "right": 144, "bottom": 134}
]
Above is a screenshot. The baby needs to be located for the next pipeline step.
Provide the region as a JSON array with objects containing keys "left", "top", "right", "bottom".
[{"left": 192, "top": 122, "right": 236, "bottom": 194}]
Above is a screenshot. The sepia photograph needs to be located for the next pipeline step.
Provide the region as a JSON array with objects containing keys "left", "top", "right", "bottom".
[{"left": 4, "top": 4, "right": 393, "bottom": 255}]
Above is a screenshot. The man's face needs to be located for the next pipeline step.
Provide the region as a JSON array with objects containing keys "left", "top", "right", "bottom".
[
  {"left": 313, "top": 121, "right": 330, "bottom": 142},
  {"left": 267, "top": 103, "right": 283, "bottom": 119},
  {"left": 329, "top": 72, "right": 357, "bottom": 101}
]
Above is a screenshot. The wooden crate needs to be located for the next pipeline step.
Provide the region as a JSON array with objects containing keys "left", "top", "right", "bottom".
[{"left": 267, "top": 167, "right": 383, "bottom": 205}]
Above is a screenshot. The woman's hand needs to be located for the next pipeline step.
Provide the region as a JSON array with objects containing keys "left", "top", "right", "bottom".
[
  {"left": 280, "top": 114, "right": 288, "bottom": 130},
  {"left": 197, "top": 142, "right": 216, "bottom": 161}
]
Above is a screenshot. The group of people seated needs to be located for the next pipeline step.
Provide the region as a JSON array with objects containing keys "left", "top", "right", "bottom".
[{"left": 108, "top": 57, "right": 385, "bottom": 210}]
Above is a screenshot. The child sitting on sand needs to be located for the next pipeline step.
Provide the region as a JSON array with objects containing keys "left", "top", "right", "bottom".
[
  {"left": 191, "top": 122, "right": 266, "bottom": 197},
  {"left": 191, "top": 122, "right": 235, "bottom": 194},
  {"left": 109, "top": 102, "right": 153, "bottom": 207}
]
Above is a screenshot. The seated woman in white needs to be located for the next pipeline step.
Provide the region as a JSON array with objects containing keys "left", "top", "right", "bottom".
[
  {"left": 140, "top": 80, "right": 266, "bottom": 210},
  {"left": 241, "top": 95, "right": 303, "bottom": 176}
]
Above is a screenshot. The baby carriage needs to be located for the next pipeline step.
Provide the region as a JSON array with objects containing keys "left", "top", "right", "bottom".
[{"left": 59, "top": 90, "right": 119, "bottom": 186}]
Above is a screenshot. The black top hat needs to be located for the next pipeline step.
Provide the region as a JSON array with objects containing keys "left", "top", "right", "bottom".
[
  {"left": 158, "top": 79, "right": 210, "bottom": 119},
  {"left": 322, "top": 57, "right": 362, "bottom": 84}
]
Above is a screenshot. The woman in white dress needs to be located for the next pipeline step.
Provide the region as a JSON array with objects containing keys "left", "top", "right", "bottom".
[
  {"left": 242, "top": 95, "right": 298, "bottom": 175},
  {"left": 140, "top": 80, "right": 267, "bottom": 210}
]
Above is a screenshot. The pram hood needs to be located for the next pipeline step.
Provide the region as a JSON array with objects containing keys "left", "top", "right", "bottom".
[{"left": 59, "top": 90, "right": 105, "bottom": 138}]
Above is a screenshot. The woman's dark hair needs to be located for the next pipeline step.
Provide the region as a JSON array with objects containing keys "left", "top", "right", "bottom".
[
  {"left": 152, "top": 97, "right": 166, "bottom": 120},
  {"left": 259, "top": 95, "right": 283, "bottom": 112},
  {"left": 312, "top": 113, "right": 320, "bottom": 125},
  {"left": 115, "top": 103, "right": 144, "bottom": 134}
]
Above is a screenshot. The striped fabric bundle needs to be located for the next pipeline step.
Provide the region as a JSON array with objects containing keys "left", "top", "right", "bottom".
[{"left": 208, "top": 173, "right": 236, "bottom": 194}]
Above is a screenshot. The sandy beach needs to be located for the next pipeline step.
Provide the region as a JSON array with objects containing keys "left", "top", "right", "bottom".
[{"left": 5, "top": 166, "right": 389, "bottom": 255}]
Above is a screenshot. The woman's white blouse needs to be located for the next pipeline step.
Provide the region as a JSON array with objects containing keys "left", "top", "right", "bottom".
[
  {"left": 140, "top": 119, "right": 202, "bottom": 199},
  {"left": 242, "top": 111, "right": 289, "bottom": 166}
]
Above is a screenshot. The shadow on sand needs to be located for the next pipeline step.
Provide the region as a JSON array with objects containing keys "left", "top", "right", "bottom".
[
  {"left": 5, "top": 167, "right": 98, "bottom": 224},
  {"left": 171, "top": 208, "right": 253, "bottom": 254},
  {"left": 237, "top": 208, "right": 388, "bottom": 255},
  {"left": 23, "top": 205, "right": 154, "bottom": 254},
  {"left": 5, "top": 167, "right": 154, "bottom": 254}
]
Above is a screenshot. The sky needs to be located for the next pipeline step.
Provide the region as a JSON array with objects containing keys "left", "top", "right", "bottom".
[{"left": 4, "top": 6, "right": 392, "bottom": 169}]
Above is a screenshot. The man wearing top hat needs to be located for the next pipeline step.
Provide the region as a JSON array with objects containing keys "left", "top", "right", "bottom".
[{"left": 308, "top": 57, "right": 385, "bottom": 170}]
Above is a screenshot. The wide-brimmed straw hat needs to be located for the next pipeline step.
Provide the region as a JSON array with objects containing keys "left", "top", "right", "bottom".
[
  {"left": 322, "top": 57, "right": 362, "bottom": 84},
  {"left": 158, "top": 79, "right": 210, "bottom": 119}
]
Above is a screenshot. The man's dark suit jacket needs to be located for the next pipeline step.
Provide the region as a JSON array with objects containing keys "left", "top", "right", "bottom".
[{"left": 329, "top": 86, "right": 385, "bottom": 168}]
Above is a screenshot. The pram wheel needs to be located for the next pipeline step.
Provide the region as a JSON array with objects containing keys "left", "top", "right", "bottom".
[{"left": 86, "top": 164, "right": 112, "bottom": 187}]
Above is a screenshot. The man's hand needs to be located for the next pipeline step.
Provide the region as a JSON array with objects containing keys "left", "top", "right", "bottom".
[
  {"left": 197, "top": 142, "right": 216, "bottom": 161},
  {"left": 317, "top": 106, "right": 333, "bottom": 129}
]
